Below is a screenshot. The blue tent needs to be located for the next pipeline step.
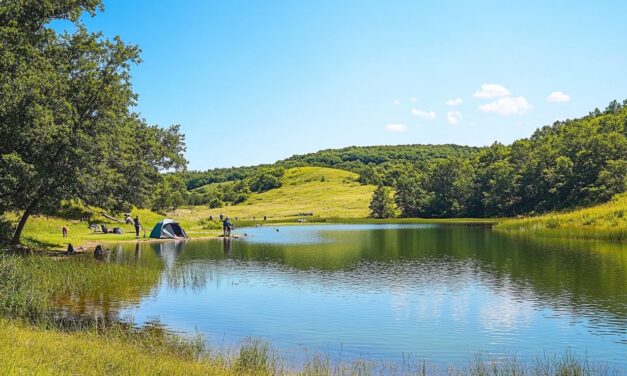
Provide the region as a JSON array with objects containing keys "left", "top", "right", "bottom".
[{"left": 149, "top": 219, "right": 188, "bottom": 239}]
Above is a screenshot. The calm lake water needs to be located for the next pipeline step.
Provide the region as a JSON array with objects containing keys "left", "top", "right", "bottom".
[{"left": 74, "top": 224, "right": 627, "bottom": 368}]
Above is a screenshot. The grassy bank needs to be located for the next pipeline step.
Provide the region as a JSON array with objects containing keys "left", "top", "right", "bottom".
[
  {"left": 14, "top": 207, "right": 223, "bottom": 251},
  {"left": 496, "top": 194, "right": 627, "bottom": 241},
  {"left": 0, "top": 316, "right": 618, "bottom": 376}
]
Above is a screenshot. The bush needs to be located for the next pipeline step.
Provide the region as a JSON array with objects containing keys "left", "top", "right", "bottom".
[
  {"left": 249, "top": 168, "right": 284, "bottom": 193},
  {"left": 0, "top": 216, "right": 14, "bottom": 246}
]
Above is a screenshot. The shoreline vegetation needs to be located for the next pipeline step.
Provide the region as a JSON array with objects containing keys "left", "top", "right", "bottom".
[{"left": 495, "top": 193, "right": 627, "bottom": 241}]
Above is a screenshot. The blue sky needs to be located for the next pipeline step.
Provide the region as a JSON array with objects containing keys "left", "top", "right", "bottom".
[{"left": 78, "top": 1, "right": 627, "bottom": 170}]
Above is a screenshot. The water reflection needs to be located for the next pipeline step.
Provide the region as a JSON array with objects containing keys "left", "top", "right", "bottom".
[{"left": 60, "top": 225, "right": 627, "bottom": 367}]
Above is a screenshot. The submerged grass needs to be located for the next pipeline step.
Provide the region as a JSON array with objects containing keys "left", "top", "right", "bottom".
[{"left": 496, "top": 194, "right": 627, "bottom": 241}]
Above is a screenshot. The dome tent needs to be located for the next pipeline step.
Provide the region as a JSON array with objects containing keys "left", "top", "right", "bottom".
[{"left": 149, "top": 219, "right": 188, "bottom": 239}]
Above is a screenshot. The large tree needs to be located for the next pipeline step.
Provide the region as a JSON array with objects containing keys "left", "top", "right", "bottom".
[
  {"left": 0, "top": 1, "right": 187, "bottom": 244},
  {"left": 369, "top": 185, "right": 395, "bottom": 219}
]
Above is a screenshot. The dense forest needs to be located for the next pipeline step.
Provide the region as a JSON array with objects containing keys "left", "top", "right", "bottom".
[{"left": 388, "top": 100, "right": 627, "bottom": 218}]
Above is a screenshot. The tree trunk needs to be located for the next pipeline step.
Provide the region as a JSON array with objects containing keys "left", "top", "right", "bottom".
[{"left": 11, "top": 200, "right": 38, "bottom": 245}]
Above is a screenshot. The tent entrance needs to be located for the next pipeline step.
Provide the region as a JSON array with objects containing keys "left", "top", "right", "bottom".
[{"left": 162, "top": 222, "right": 186, "bottom": 238}]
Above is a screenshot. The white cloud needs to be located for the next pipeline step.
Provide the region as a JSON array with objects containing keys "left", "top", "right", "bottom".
[
  {"left": 411, "top": 108, "right": 436, "bottom": 119},
  {"left": 479, "top": 96, "right": 531, "bottom": 115},
  {"left": 547, "top": 91, "right": 571, "bottom": 103},
  {"left": 446, "top": 98, "right": 463, "bottom": 106},
  {"left": 473, "top": 83, "right": 510, "bottom": 99},
  {"left": 385, "top": 123, "right": 408, "bottom": 132},
  {"left": 410, "top": 97, "right": 417, "bottom": 103},
  {"left": 393, "top": 99, "right": 400, "bottom": 105},
  {"left": 447, "top": 111, "right": 463, "bottom": 124}
]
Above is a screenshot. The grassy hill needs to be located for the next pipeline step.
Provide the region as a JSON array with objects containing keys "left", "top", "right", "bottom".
[
  {"left": 495, "top": 194, "right": 627, "bottom": 240},
  {"left": 182, "top": 144, "right": 480, "bottom": 189},
  {"left": 174, "top": 166, "right": 377, "bottom": 223}
]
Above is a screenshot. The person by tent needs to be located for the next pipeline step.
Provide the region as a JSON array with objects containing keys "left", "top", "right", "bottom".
[{"left": 133, "top": 216, "right": 142, "bottom": 238}]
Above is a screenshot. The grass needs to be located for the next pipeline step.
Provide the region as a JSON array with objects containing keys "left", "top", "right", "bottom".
[
  {"left": 192, "top": 180, "right": 235, "bottom": 194},
  {"left": 13, "top": 207, "right": 222, "bottom": 251},
  {"left": 175, "top": 167, "right": 377, "bottom": 223},
  {"left": 496, "top": 194, "right": 627, "bottom": 241},
  {"left": 0, "top": 253, "right": 161, "bottom": 321},
  {"left": 0, "top": 319, "right": 240, "bottom": 376}
]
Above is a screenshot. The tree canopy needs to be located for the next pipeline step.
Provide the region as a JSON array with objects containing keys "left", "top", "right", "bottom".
[
  {"left": 0, "top": 0, "right": 187, "bottom": 243},
  {"left": 392, "top": 101, "right": 627, "bottom": 218}
]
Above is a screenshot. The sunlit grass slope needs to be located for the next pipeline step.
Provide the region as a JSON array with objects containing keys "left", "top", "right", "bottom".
[
  {"left": 176, "top": 167, "right": 377, "bottom": 222},
  {"left": 496, "top": 194, "right": 627, "bottom": 240}
]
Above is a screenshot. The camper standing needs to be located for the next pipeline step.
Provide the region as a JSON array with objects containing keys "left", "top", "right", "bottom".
[
  {"left": 223, "top": 217, "right": 233, "bottom": 237},
  {"left": 133, "top": 216, "right": 142, "bottom": 238}
]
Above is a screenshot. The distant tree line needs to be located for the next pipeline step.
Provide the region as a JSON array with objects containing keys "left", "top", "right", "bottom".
[
  {"left": 371, "top": 100, "right": 627, "bottom": 218},
  {"left": 183, "top": 168, "right": 284, "bottom": 208}
]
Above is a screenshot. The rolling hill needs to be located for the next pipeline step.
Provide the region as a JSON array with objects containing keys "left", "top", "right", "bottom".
[{"left": 173, "top": 166, "right": 377, "bottom": 222}]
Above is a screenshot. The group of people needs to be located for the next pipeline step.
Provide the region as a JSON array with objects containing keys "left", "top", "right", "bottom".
[{"left": 208, "top": 213, "right": 270, "bottom": 237}]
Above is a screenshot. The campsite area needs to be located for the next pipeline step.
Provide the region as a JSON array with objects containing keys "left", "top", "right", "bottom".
[{"left": 1, "top": 1, "right": 626, "bottom": 375}]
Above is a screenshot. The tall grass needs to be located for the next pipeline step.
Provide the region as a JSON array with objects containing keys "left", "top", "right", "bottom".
[{"left": 496, "top": 194, "right": 627, "bottom": 241}]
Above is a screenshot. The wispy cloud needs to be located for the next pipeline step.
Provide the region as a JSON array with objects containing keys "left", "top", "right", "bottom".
[
  {"left": 385, "top": 123, "right": 408, "bottom": 132},
  {"left": 547, "top": 91, "right": 571, "bottom": 103},
  {"left": 473, "top": 84, "right": 510, "bottom": 99},
  {"left": 446, "top": 98, "right": 463, "bottom": 106},
  {"left": 411, "top": 108, "right": 436, "bottom": 119},
  {"left": 479, "top": 96, "right": 531, "bottom": 115},
  {"left": 410, "top": 97, "right": 417, "bottom": 103},
  {"left": 393, "top": 99, "right": 400, "bottom": 105},
  {"left": 447, "top": 111, "right": 463, "bottom": 124}
]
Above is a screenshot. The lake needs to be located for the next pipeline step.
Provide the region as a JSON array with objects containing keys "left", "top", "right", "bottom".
[{"left": 68, "top": 224, "right": 627, "bottom": 369}]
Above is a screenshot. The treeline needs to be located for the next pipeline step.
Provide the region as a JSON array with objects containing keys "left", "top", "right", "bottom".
[
  {"left": 183, "top": 168, "right": 284, "bottom": 208},
  {"left": 182, "top": 144, "right": 480, "bottom": 190},
  {"left": 370, "top": 100, "right": 627, "bottom": 218}
]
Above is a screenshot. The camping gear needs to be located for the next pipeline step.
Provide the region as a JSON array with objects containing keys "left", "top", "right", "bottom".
[{"left": 149, "top": 219, "right": 188, "bottom": 239}]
